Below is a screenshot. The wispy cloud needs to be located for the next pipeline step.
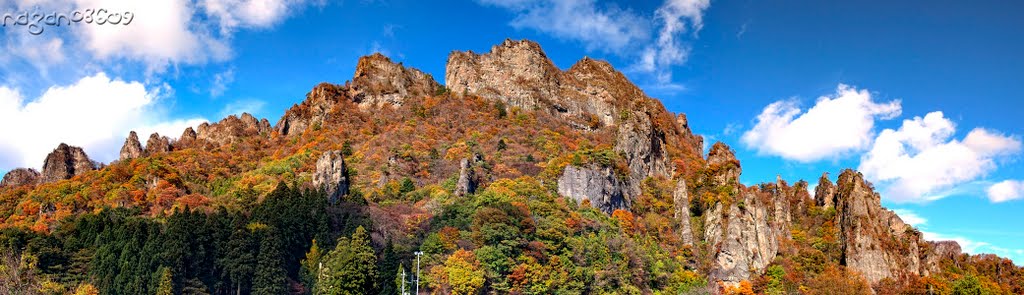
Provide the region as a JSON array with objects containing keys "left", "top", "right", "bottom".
[
  {"left": 210, "top": 68, "right": 235, "bottom": 98},
  {"left": 476, "top": 0, "right": 710, "bottom": 90},
  {"left": 891, "top": 209, "right": 927, "bottom": 227}
]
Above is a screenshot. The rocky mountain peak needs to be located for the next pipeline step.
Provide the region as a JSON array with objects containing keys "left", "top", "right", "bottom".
[
  {"left": 350, "top": 52, "right": 440, "bottom": 108},
  {"left": 196, "top": 113, "right": 271, "bottom": 146},
  {"left": 40, "top": 143, "right": 95, "bottom": 183},
  {"left": 706, "top": 142, "right": 741, "bottom": 184},
  {"left": 175, "top": 127, "right": 198, "bottom": 149},
  {"left": 276, "top": 83, "right": 347, "bottom": 137},
  {"left": 814, "top": 172, "right": 837, "bottom": 208},
  {"left": 1, "top": 168, "right": 41, "bottom": 187},
  {"left": 145, "top": 133, "right": 172, "bottom": 155},
  {"left": 119, "top": 131, "right": 144, "bottom": 161}
]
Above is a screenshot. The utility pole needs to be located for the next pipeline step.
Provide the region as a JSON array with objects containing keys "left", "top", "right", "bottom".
[{"left": 414, "top": 251, "right": 423, "bottom": 295}]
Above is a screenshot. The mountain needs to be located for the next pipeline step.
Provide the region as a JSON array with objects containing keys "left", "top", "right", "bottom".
[{"left": 1, "top": 39, "right": 1021, "bottom": 294}]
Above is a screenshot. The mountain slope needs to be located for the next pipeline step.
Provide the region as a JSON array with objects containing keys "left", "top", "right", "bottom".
[{"left": 1, "top": 39, "right": 1021, "bottom": 294}]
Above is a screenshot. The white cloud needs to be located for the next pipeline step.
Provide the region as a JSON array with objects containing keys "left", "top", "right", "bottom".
[
  {"left": 0, "top": 73, "right": 206, "bottom": 171},
  {"left": 891, "top": 209, "right": 927, "bottom": 227},
  {"left": 923, "top": 231, "right": 988, "bottom": 254},
  {"left": 219, "top": 99, "right": 266, "bottom": 118},
  {"left": 478, "top": 0, "right": 650, "bottom": 52},
  {"left": 639, "top": 0, "right": 709, "bottom": 84},
  {"left": 210, "top": 68, "right": 235, "bottom": 97},
  {"left": 1, "top": 0, "right": 316, "bottom": 72},
  {"left": 477, "top": 0, "right": 709, "bottom": 87},
  {"left": 987, "top": 180, "right": 1024, "bottom": 203},
  {"left": 859, "top": 112, "right": 1021, "bottom": 202},
  {"left": 741, "top": 84, "right": 902, "bottom": 162},
  {"left": 923, "top": 231, "right": 1024, "bottom": 265},
  {"left": 201, "top": 0, "right": 310, "bottom": 32}
]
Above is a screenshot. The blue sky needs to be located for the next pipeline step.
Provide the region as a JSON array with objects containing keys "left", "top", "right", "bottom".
[{"left": 1, "top": 0, "right": 1022, "bottom": 264}]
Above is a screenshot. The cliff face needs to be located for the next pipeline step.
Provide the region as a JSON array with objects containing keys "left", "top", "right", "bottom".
[
  {"left": 448, "top": 39, "right": 703, "bottom": 209},
  {"left": 350, "top": 53, "right": 440, "bottom": 108},
  {"left": 40, "top": 143, "right": 96, "bottom": 184},
  {"left": 817, "top": 169, "right": 941, "bottom": 283},
  {"left": 0, "top": 39, "right": 979, "bottom": 292},
  {"left": 196, "top": 113, "right": 272, "bottom": 146},
  {"left": 1, "top": 168, "right": 40, "bottom": 187}
]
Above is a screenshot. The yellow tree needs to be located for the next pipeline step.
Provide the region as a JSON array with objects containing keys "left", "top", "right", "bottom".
[{"left": 444, "top": 249, "right": 485, "bottom": 295}]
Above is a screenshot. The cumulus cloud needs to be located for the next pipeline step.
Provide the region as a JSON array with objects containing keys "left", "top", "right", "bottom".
[
  {"left": 987, "top": 180, "right": 1024, "bottom": 203},
  {"left": 741, "top": 84, "right": 902, "bottom": 162},
  {"left": 859, "top": 112, "right": 1021, "bottom": 202},
  {"left": 0, "top": 73, "right": 206, "bottom": 171},
  {"left": 1, "top": 0, "right": 316, "bottom": 72},
  {"left": 477, "top": 0, "right": 709, "bottom": 87},
  {"left": 892, "top": 209, "right": 927, "bottom": 227}
]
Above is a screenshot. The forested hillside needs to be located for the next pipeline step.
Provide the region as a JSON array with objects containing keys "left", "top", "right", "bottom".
[{"left": 1, "top": 39, "right": 1021, "bottom": 295}]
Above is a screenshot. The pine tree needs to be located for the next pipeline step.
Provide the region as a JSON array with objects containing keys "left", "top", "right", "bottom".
[
  {"left": 301, "top": 239, "right": 325, "bottom": 292},
  {"left": 156, "top": 267, "right": 174, "bottom": 295},
  {"left": 316, "top": 226, "right": 377, "bottom": 294},
  {"left": 252, "top": 228, "right": 287, "bottom": 295},
  {"left": 378, "top": 240, "right": 399, "bottom": 295}
]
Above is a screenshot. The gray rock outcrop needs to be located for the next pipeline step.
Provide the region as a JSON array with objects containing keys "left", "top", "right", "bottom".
[
  {"left": 557, "top": 165, "right": 629, "bottom": 213},
  {"left": 40, "top": 143, "right": 95, "bottom": 183},
  {"left": 119, "top": 131, "right": 144, "bottom": 161},
  {"left": 707, "top": 190, "right": 778, "bottom": 286},
  {"left": 313, "top": 150, "right": 349, "bottom": 203},
  {"left": 196, "top": 113, "right": 271, "bottom": 146},
  {"left": 145, "top": 133, "right": 172, "bottom": 155},
  {"left": 673, "top": 179, "right": 695, "bottom": 247},
  {"left": 814, "top": 172, "right": 837, "bottom": 209},
  {"left": 454, "top": 158, "right": 476, "bottom": 196},
  {"left": 350, "top": 53, "right": 440, "bottom": 108},
  {"left": 1, "top": 168, "right": 40, "bottom": 187}
]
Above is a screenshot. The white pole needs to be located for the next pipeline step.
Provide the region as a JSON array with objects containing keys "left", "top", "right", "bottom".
[{"left": 414, "top": 251, "right": 423, "bottom": 295}]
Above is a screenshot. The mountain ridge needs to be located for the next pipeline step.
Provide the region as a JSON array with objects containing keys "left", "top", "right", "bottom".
[{"left": 1, "top": 39, "right": 1020, "bottom": 294}]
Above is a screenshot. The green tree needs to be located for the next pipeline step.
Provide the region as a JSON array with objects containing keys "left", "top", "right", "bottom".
[
  {"left": 252, "top": 228, "right": 287, "bottom": 295},
  {"left": 316, "top": 226, "right": 377, "bottom": 295},
  {"left": 951, "top": 275, "right": 986, "bottom": 295},
  {"left": 156, "top": 267, "right": 174, "bottom": 295},
  {"left": 301, "top": 239, "right": 325, "bottom": 292},
  {"left": 378, "top": 240, "right": 399, "bottom": 295}
]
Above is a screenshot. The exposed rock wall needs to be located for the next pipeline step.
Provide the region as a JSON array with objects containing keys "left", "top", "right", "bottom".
[
  {"left": 40, "top": 143, "right": 95, "bottom": 183},
  {"left": 119, "top": 131, "right": 144, "bottom": 161},
  {"left": 454, "top": 158, "right": 476, "bottom": 196},
  {"left": 557, "top": 165, "right": 629, "bottom": 213},
  {"left": 673, "top": 179, "right": 695, "bottom": 247},
  {"left": 1, "top": 168, "right": 40, "bottom": 187},
  {"left": 145, "top": 133, "right": 172, "bottom": 155},
  {"left": 350, "top": 53, "right": 440, "bottom": 108},
  {"left": 197, "top": 113, "right": 271, "bottom": 146},
  {"left": 313, "top": 150, "right": 349, "bottom": 203}
]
